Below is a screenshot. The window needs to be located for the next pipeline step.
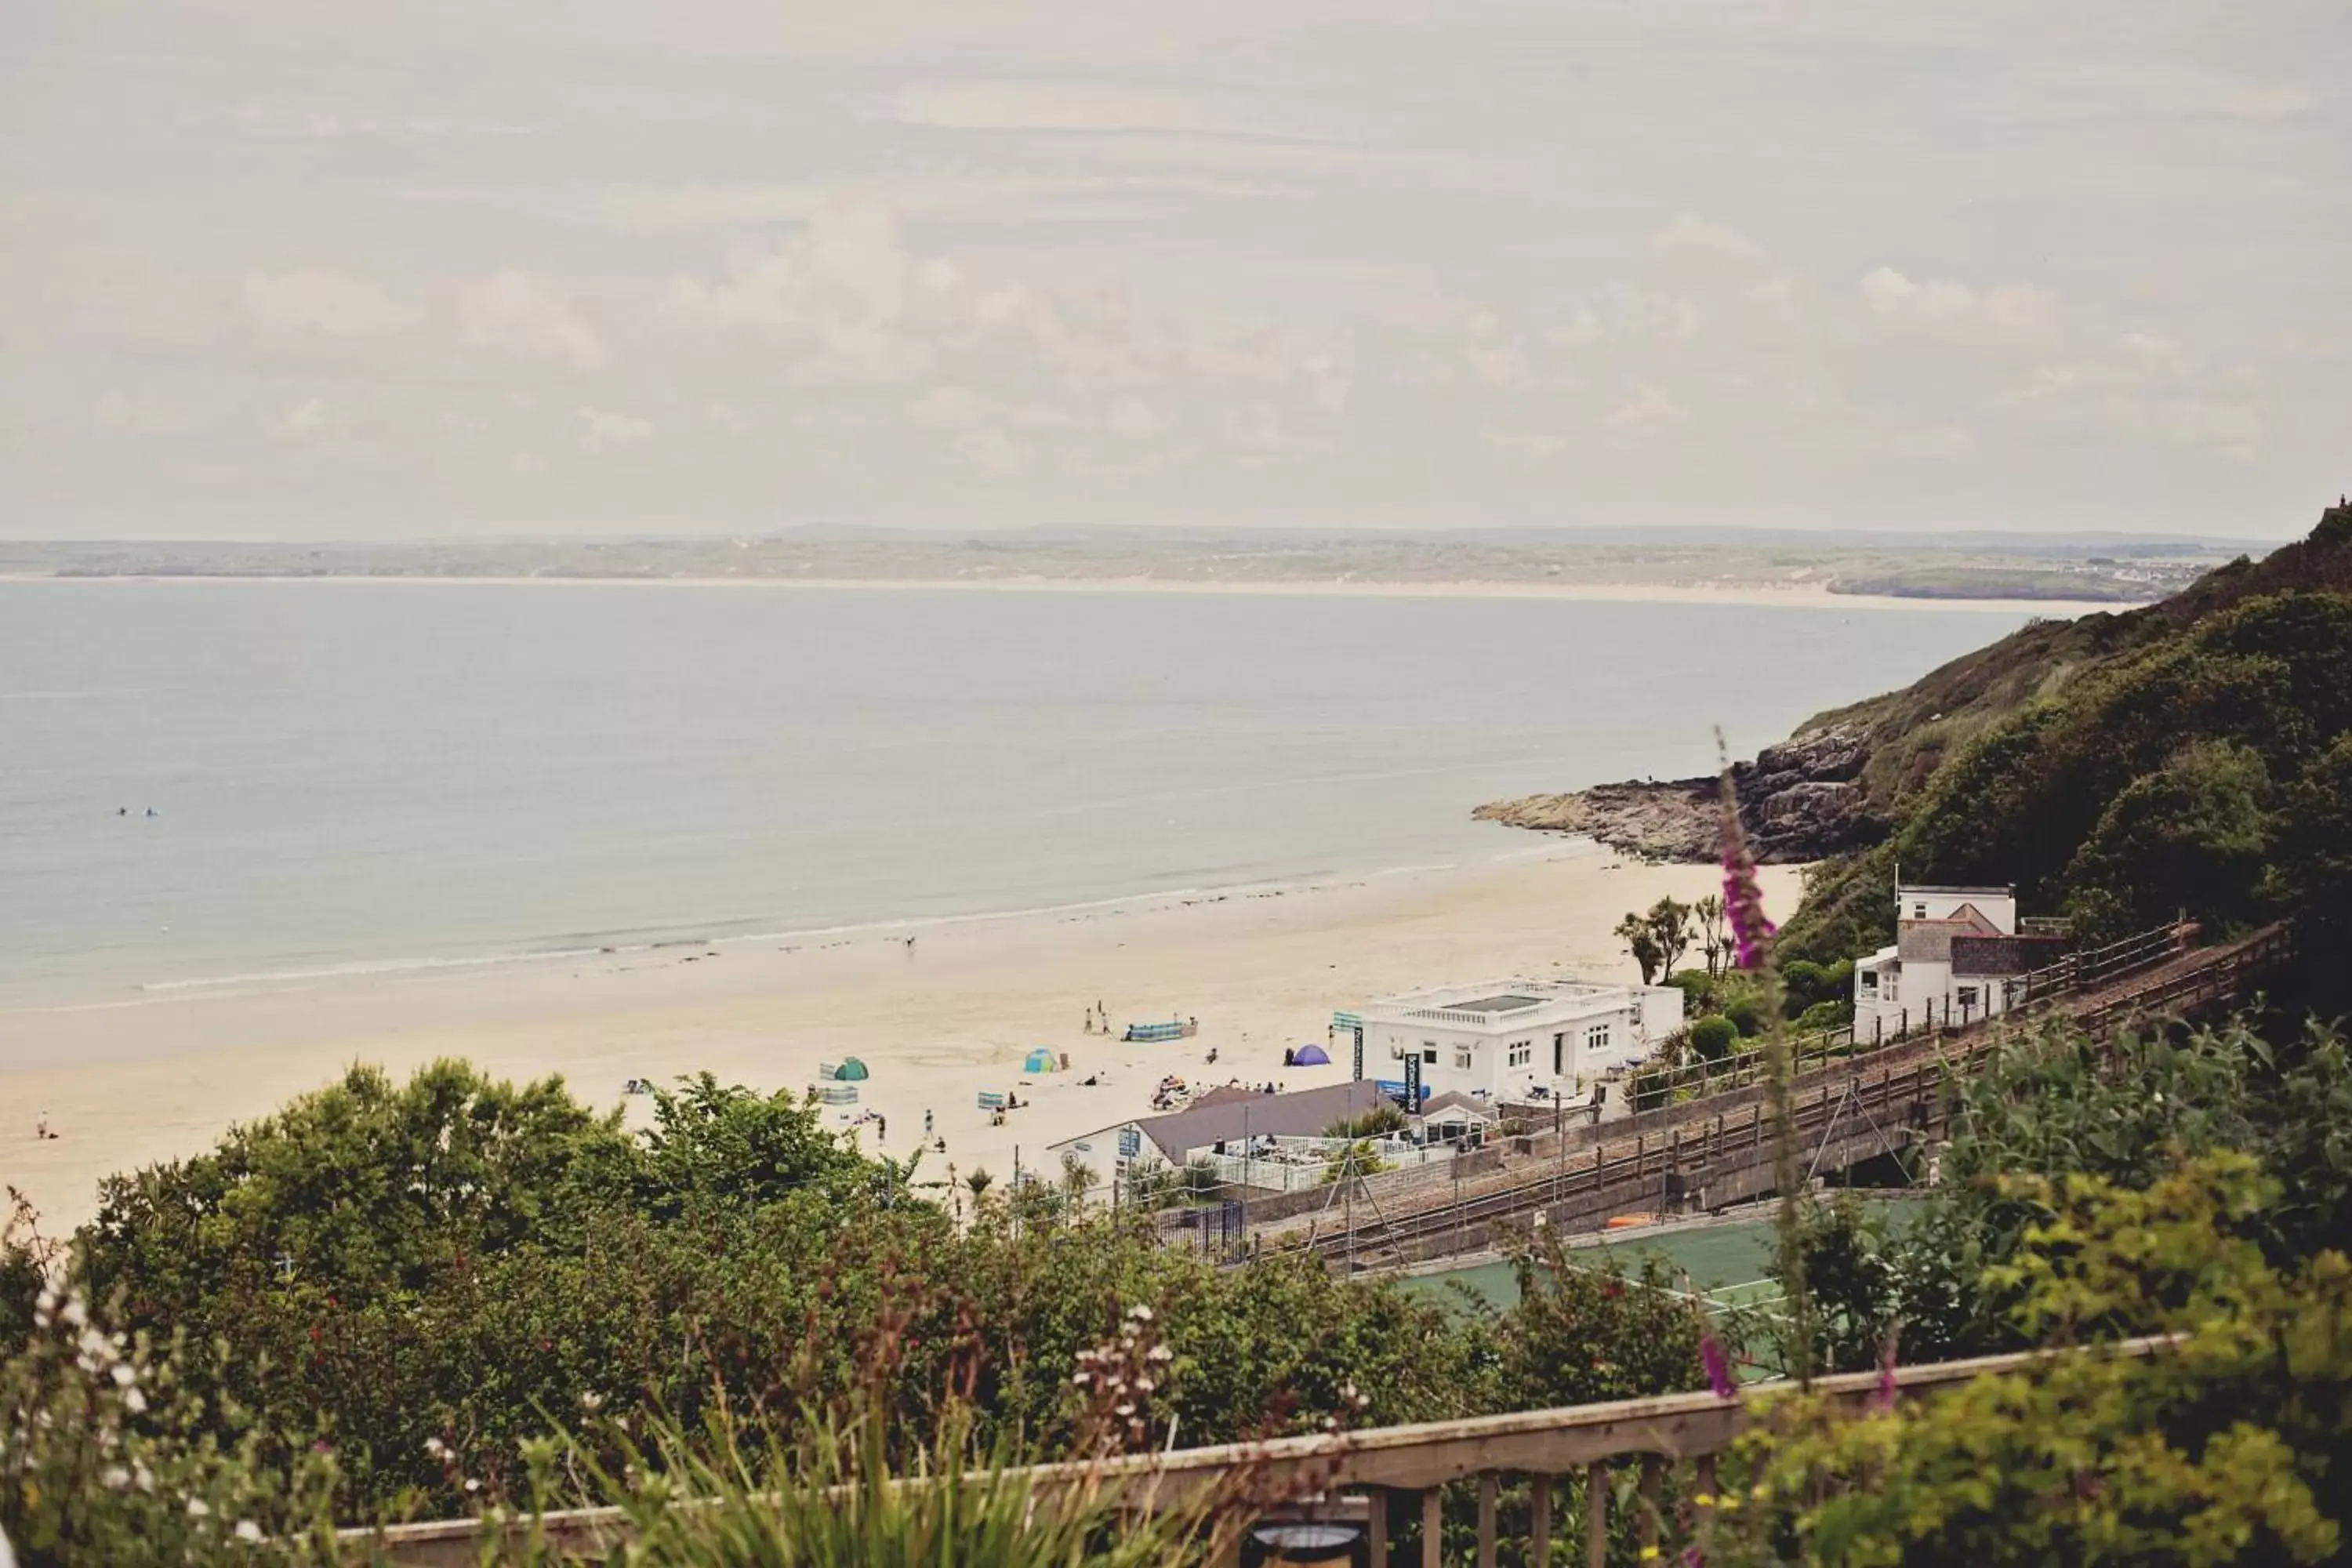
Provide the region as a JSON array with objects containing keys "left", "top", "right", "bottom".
[
  {"left": 1422, "top": 1044, "right": 1439, "bottom": 1064},
  {"left": 1507, "top": 1040, "right": 1533, "bottom": 1068},
  {"left": 1584, "top": 1022, "right": 1611, "bottom": 1056},
  {"left": 1553, "top": 1032, "right": 1566, "bottom": 1075},
  {"left": 1454, "top": 1047, "right": 1475, "bottom": 1072},
  {"left": 1860, "top": 970, "right": 1879, "bottom": 993},
  {"left": 1956, "top": 985, "right": 1980, "bottom": 1011},
  {"left": 1911, "top": 902, "right": 1928, "bottom": 919},
  {"left": 1884, "top": 975, "right": 1900, "bottom": 1002}
]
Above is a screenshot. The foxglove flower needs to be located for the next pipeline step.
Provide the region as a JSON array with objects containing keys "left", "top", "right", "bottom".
[{"left": 1700, "top": 1328, "right": 1736, "bottom": 1401}]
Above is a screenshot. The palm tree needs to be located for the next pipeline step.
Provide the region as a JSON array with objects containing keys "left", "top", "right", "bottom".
[
  {"left": 1060, "top": 1154, "right": 1096, "bottom": 1214},
  {"left": 1694, "top": 893, "right": 1729, "bottom": 978},
  {"left": 964, "top": 1167, "right": 995, "bottom": 1203}
]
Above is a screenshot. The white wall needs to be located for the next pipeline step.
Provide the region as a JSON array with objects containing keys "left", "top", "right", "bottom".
[{"left": 1897, "top": 888, "right": 2017, "bottom": 934}]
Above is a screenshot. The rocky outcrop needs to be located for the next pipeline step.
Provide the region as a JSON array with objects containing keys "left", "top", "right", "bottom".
[{"left": 1474, "top": 724, "right": 1880, "bottom": 864}]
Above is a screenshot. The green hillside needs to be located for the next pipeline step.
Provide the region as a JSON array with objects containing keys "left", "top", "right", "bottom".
[{"left": 1777, "top": 503, "right": 2352, "bottom": 967}]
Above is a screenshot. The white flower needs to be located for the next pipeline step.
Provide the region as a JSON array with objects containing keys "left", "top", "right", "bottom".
[
  {"left": 186, "top": 1498, "right": 210, "bottom": 1517},
  {"left": 111, "top": 1364, "right": 136, "bottom": 1388},
  {"left": 124, "top": 1389, "right": 147, "bottom": 1414},
  {"left": 101, "top": 1466, "right": 130, "bottom": 1490},
  {"left": 60, "top": 1295, "right": 89, "bottom": 1329},
  {"left": 234, "top": 1521, "right": 263, "bottom": 1543},
  {"left": 1126, "top": 1304, "right": 1154, "bottom": 1323},
  {"left": 134, "top": 1463, "right": 154, "bottom": 1493},
  {"left": 464, "top": 1479, "right": 481, "bottom": 1494}
]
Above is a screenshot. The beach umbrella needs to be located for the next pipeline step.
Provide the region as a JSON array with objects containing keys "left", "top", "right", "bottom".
[
  {"left": 836, "top": 1057, "right": 871, "bottom": 1081},
  {"left": 1023, "top": 1047, "right": 1059, "bottom": 1073},
  {"left": 1292, "top": 1043, "right": 1331, "bottom": 1066}
]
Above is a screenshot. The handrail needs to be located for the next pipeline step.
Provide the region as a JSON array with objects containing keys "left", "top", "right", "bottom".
[{"left": 357, "top": 1336, "right": 2178, "bottom": 1565}]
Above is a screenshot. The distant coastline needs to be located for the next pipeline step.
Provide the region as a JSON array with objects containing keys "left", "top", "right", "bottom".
[{"left": 0, "top": 572, "right": 2131, "bottom": 616}]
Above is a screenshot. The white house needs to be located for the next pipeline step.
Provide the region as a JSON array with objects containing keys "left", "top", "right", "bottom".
[
  {"left": 1356, "top": 978, "right": 1684, "bottom": 1105},
  {"left": 1853, "top": 882, "right": 2067, "bottom": 1039}
]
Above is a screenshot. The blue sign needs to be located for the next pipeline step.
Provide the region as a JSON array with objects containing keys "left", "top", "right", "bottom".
[
  {"left": 1117, "top": 1126, "right": 1142, "bottom": 1160},
  {"left": 1375, "top": 1079, "right": 1432, "bottom": 1105}
]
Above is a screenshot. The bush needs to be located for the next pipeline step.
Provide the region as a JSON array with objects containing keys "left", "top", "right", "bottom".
[
  {"left": 2063, "top": 739, "right": 2273, "bottom": 942},
  {"left": 1688, "top": 1016, "right": 1739, "bottom": 1062},
  {"left": 1796, "top": 1000, "right": 1853, "bottom": 1033}
]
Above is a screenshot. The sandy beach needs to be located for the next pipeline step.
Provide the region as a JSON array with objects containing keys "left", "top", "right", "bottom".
[
  {"left": 1, "top": 846, "right": 1802, "bottom": 1232},
  {"left": 0, "top": 572, "right": 2128, "bottom": 618}
]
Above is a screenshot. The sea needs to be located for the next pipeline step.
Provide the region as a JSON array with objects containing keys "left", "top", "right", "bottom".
[{"left": 0, "top": 580, "right": 2037, "bottom": 1010}]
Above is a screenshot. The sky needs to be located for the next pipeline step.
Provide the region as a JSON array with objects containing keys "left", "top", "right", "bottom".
[{"left": 2, "top": 0, "right": 2346, "bottom": 540}]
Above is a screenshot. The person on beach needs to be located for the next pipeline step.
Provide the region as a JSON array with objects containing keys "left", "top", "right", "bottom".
[
  {"left": 924, "top": 1108, "right": 935, "bottom": 1138},
  {"left": 1283, "top": 1047, "right": 1295, "bottom": 1067}
]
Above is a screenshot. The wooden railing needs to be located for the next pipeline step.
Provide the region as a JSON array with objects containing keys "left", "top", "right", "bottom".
[{"left": 361, "top": 1338, "right": 2176, "bottom": 1566}]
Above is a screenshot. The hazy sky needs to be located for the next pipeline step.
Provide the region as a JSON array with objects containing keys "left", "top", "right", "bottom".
[{"left": 2, "top": 1, "right": 2345, "bottom": 539}]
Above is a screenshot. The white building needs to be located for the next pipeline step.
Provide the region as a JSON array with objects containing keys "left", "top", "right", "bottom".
[
  {"left": 1356, "top": 978, "right": 1684, "bottom": 1105},
  {"left": 1853, "top": 882, "right": 2066, "bottom": 1039}
]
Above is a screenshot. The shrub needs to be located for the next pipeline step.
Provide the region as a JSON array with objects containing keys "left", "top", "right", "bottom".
[{"left": 1688, "top": 1016, "right": 1739, "bottom": 1062}]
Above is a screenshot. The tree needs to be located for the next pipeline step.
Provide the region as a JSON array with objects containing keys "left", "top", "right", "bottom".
[
  {"left": 2063, "top": 739, "right": 2272, "bottom": 942},
  {"left": 1059, "top": 1154, "right": 1096, "bottom": 1213},
  {"left": 1615, "top": 912, "right": 1665, "bottom": 985},
  {"left": 1688, "top": 1015, "right": 1739, "bottom": 1062},
  {"left": 964, "top": 1167, "right": 996, "bottom": 1202},
  {"left": 1694, "top": 893, "right": 1729, "bottom": 978},
  {"left": 1645, "top": 897, "right": 1696, "bottom": 982}
]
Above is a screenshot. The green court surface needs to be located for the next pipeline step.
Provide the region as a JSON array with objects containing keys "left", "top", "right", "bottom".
[{"left": 1394, "top": 1196, "right": 1917, "bottom": 1313}]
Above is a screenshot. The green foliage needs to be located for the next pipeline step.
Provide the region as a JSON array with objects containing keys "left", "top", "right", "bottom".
[
  {"left": 1687, "top": 1016, "right": 1739, "bottom": 1062},
  {"left": 2063, "top": 740, "right": 2272, "bottom": 942},
  {"left": 2268, "top": 731, "right": 2352, "bottom": 938},
  {"left": 1494, "top": 1239, "right": 1711, "bottom": 1409},
  {"left": 1773, "top": 1014, "right": 2352, "bottom": 1367},
  {"left": 1715, "top": 1155, "right": 2352, "bottom": 1566},
  {"left": 1322, "top": 1103, "right": 1406, "bottom": 1141},
  {"left": 1, "top": 1285, "right": 355, "bottom": 1565},
  {"left": 1796, "top": 1000, "right": 1853, "bottom": 1033}
]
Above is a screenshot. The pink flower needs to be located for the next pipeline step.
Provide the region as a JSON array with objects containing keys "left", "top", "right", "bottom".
[
  {"left": 1719, "top": 794, "right": 1776, "bottom": 970},
  {"left": 1871, "top": 1324, "right": 1901, "bottom": 1414},
  {"left": 1700, "top": 1329, "right": 1737, "bottom": 1401}
]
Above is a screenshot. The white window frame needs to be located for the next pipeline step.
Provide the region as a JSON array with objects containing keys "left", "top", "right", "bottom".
[
  {"left": 1507, "top": 1040, "right": 1533, "bottom": 1068},
  {"left": 1584, "top": 1022, "right": 1611, "bottom": 1056}
]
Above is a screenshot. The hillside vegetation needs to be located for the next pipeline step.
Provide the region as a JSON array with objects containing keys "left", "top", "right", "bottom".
[{"left": 1777, "top": 502, "right": 2352, "bottom": 964}]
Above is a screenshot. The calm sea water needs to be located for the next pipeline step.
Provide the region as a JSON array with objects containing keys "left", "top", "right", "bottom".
[{"left": 0, "top": 581, "right": 2031, "bottom": 1006}]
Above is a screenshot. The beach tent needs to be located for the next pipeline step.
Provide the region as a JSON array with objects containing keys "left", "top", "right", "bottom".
[
  {"left": 818, "top": 1083, "right": 859, "bottom": 1105},
  {"left": 835, "top": 1057, "right": 871, "bottom": 1081},
  {"left": 1292, "top": 1043, "right": 1331, "bottom": 1066},
  {"left": 1023, "top": 1047, "right": 1060, "bottom": 1073}
]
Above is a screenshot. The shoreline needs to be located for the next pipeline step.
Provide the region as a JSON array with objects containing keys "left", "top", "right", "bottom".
[
  {"left": 0, "top": 572, "right": 2129, "bottom": 616},
  {"left": 0, "top": 847, "right": 1803, "bottom": 1234}
]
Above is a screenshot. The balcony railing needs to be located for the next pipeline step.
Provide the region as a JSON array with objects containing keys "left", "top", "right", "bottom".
[{"left": 362, "top": 1338, "right": 2172, "bottom": 1566}]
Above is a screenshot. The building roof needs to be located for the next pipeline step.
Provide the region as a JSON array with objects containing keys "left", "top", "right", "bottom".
[
  {"left": 1362, "top": 978, "right": 1642, "bottom": 1029},
  {"left": 1950, "top": 933, "right": 2067, "bottom": 978},
  {"left": 1133, "top": 1080, "right": 1387, "bottom": 1160},
  {"left": 1898, "top": 884, "right": 2015, "bottom": 897},
  {"left": 1896, "top": 906, "right": 2003, "bottom": 962},
  {"left": 1417, "top": 1091, "right": 1499, "bottom": 1121}
]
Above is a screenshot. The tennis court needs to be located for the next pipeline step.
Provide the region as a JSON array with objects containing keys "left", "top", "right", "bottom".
[{"left": 1395, "top": 1195, "right": 1918, "bottom": 1314}]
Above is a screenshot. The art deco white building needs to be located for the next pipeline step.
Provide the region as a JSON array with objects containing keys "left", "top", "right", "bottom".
[{"left": 1356, "top": 978, "right": 1684, "bottom": 1104}]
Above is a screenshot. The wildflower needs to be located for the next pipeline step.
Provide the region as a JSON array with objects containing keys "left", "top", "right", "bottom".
[
  {"left": 1719, "top": 803, "right": 1776, "bottom": 970},
  {"left": 578, "top": 1391, "right": 604, "bottom": 1413},
  {"left": 124, "top": 1389, "right": 147, "bottom": 1414},
  {"left": 60, "top": 1294, "right": 89, "bottom": 1329},
  {"left": 1126, "top": 1304, "right": 1154, "bottom": 1323},
  {"left": 464, "top": 1479, "right": 481, "bottom": 1494},
  {"left": 1700, "top": 1330, "right": 1736, "bottom": 1401},
  {"left": 1640, "top": 1548, "right": 1661, "bottom": 1562},
  {"left": 111, "top": 1363, "right": 136, "bottom": 1388},
  {"left": 1682, "top": 1548, "right": 1706, "bottom": 1568},
  {"left": 235, "top": 1521, "right": 263, "bottom": 1543},
  {"left": 101, "top": 1466, "right": 129, "bottom": 1490},
  {"left": 187, "top": 1498, "right": 210, "bottom": 1518},
  {"left": 1693, "top": 1494, "right": 1716, "bottom": 1508}
]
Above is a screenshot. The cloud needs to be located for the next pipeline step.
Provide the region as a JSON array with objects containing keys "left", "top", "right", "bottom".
[
  {"left": 241, "top": 270, "right": 417, "bottom": 339},
  {"left": 1859, "top": 267, "right": 2056, "bottom": 349},
  {"left": 274, "top": 397, "right": 338, "bottom": 438},
  {"left": 870, "top": 79, "right": 1290, "bottom": 140},
  {"left": 578, "top": 406, "right": 652, "bottom": 445},
  {"left": 1603, "top": 387, "right": 1687, "bottom": 438},
  {"left": 1650, "top": 213, "right": 1768, "bottom": 270},
  {"left": 459, "top": 273, "right": 607, "bottom": 372}
]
